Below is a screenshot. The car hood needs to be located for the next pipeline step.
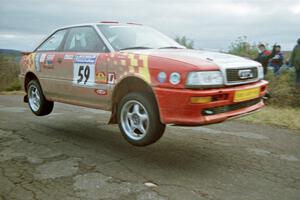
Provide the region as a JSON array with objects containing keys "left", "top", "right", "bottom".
[{"left": 125, "top": 49, "right": 261, "bottom": 69}]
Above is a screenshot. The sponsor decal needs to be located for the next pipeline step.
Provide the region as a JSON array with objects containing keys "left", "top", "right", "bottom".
[
  {"left": 34, "top": 53, "right": 41, "bottom": 72},
  {"left": 107, "top": 72, "right": 115, "bottom": 84},
  {"left": 45, "top": 54, "right": 55, "bottom": 65},
  {"left": 127, "top": 54, "right": 150, "bottom": 83},
  {"left": 74, "top": 55, "right": 97, "bottom": 64},
  {"left": 64, "top": 54, "right": 74, "bottom": 60},
  {"left": 94, "top": 89, "right": 107, "bottom": 96},
  {"left": 73, "top": 55, "right": 97, "bottom": 86},
  {"left": 96, "top": 72, "right": 107, "bottom": 83},
  {"left": 26, "top": 53, "right": 36, "bottom": 70},
  {"left": 39, "top": 53, "right": 46, "bottom": 63},
  {"left": 120, "top": 59, "right": 126, "bottom": 66}
]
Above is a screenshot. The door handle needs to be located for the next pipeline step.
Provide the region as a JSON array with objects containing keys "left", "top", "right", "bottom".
[{"left": 57, "top": 58, "right": 63, "bottom": 63}]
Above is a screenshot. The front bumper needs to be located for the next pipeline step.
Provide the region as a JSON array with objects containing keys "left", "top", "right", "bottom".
[{"left": 153, "top": 80, "right": 268, "bottom": 125}]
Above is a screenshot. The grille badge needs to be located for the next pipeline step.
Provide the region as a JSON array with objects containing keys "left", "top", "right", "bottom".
[{"left": 238, "top": 69, "right": 254, "bottom": 79}]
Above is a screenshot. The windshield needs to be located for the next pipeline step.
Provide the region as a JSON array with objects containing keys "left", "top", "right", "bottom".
[{"left": 97, "top": 24, "right": 183, "bottom": 51}]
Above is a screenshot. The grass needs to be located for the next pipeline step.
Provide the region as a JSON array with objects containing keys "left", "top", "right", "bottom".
[
  {"left": 238, "top": 106, "right": 300, "bottom": 131},
  {"left": 0, "top": 90, "right": 24, "bottom": 95}
]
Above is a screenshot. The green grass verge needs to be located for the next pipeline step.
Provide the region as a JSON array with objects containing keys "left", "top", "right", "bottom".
[
  {"left": 0, "top": 90, "right": 25, "bottom": 95},
  {"left": 238, "top": 106, "right": 300, "bottom": 131}
]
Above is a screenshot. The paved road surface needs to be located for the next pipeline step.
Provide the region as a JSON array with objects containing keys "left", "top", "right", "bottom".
[{"left": 0, "top": 95, "right": 299, "bottom": 200}]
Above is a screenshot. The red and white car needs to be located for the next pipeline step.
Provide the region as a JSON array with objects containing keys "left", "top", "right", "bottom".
[{"left": 19, "top": 22, "right": 268, "bottom": 146}]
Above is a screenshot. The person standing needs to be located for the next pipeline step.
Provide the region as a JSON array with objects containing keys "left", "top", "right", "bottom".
[
  {"left": 269, "top": 45, "right": 284, "bottom": 76},
  {"left": 289, "top": 38, "right": 300, "bottom": 85},
  {"left": 255, "top": 44, "right": 276, "bottom": 75}
]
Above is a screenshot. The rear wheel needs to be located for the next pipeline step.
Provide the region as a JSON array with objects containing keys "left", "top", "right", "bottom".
[
  {"left": 27, "top": 80, "right": 54, "bottom": 116},
  {"left": 118, "top": 92, "right": 166, "bottom": 146}
]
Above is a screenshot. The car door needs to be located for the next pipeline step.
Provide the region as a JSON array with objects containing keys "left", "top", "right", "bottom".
[
  {"left": 62, "top": 26, "right": 111, "bottom": 109},
  {"left": 34, "top": 28, "right": 69, "bottom": 99}
]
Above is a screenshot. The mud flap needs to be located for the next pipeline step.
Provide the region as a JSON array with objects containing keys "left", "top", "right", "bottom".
[
  {"left": 108, "top": 104, "right": 118, "bottom": 124},
  {"left": 23, "top": 94, "right": 28, "bottom": 103}
]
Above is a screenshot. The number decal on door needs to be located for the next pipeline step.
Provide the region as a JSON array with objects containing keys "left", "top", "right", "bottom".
[
  {"left": 77, "top": 65, "right": 90, "bottom": 84},
  {"left": 73, "top": 55, "right": 96, "bottom": 86}
]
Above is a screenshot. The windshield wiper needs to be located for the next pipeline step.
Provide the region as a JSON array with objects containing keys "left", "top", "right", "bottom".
[
  {"left": 120, "top": 46, "right": 152, "bottom": 50},
  {"left": 158, "top": 46, "right": 184, "bottom": 49}
]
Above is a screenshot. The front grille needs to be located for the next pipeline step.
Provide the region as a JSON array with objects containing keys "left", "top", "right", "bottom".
[
  {"left": 202, "top": 98, "right": 261, "bottom": 116},
  {"left": 226, "top": 67, "right": 258, "bottom": 83}
]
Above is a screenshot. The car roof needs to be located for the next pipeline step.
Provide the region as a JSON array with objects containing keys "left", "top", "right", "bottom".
[
  {"left": 34, "top": 22, "right": 143, "bottom": 52},
  {"left": 55, "top": 22, "right": 142, "bottom": 30}
]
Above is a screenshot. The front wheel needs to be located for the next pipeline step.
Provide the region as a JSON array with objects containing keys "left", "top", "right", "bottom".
[{"left": 117, "top": 92, "right": 166, "bottom": 146}]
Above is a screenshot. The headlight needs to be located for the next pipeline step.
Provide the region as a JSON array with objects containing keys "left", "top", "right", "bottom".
[
  {"left": 186, "top": 71, "right": 224, "bottom": 87},
  {"left": 258, "top": 66, "right": 264, "bottom": 80},
  {"left": 157, "top": 72, "right": 167, "bottom": 83},
  {"left": 169, "top": 72, "right": 181, "bottom": 85}
]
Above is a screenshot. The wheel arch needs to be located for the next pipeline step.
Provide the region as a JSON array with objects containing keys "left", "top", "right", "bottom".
[
  {"left": 23, "top": 72, "right": 40, "bottom": 102},
  {"left": 108, "top": 76, "right": 162, "bottom": 124},
  {"left": 24, "top": 71, "right": 40, "bottom": 92}
]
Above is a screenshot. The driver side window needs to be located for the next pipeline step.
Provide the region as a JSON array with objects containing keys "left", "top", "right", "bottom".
[{"left": 63, "top": 26, "right": 108, "bottom": 52}]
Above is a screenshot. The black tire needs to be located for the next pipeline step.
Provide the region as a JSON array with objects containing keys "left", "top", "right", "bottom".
[
  {"left": 117, "top": 92, "right": 166, "bottom": 146},
  {"left": 27, "top": 80, "right": 54, "bottom": 116}
]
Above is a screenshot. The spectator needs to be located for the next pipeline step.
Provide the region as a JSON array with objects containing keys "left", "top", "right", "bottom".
[
  {"left": 255, "top": 44, "right": 275, "bottom": 75},
  {"left": 269, "top": 45, "right": 284, "bottom": 76},
  {"left": 289, "top": 38, "right": 300, "bottom": 85}
]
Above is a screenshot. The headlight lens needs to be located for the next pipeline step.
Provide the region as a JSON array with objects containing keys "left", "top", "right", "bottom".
[
  {"left": 186, "top": 71, "right": 224, "bottom": 87},
  {"left": 157, "top": 72, "right": 167, "bottom": 83},
  {"left": 258, "top": 66, "right": 264, "bottom": 80},
  {"left": 169, "top": 72, "right": 181, "bottom": 85}
]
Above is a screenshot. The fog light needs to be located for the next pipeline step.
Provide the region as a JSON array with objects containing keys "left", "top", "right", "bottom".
[
  {"left": 203, "top": 110, "right": 214, "bottom": 115},
  {"left": 191, "top": 96, "right": 212, "bottom": 104}
]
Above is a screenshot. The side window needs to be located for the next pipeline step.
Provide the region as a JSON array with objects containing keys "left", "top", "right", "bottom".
[
  {"left": 37, "top": 29, "right": 67, "bottom": 51},
  {"left": 63, "top": 26, "right": 107, "bottom": 52}
]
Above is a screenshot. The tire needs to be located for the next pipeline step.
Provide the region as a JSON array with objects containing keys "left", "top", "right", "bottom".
[
  {"left": 27, "top": 80, "right": 54, "bottom": 116},
  {"left": 117, "top": 92, "right": 166, "bottom": 146}
]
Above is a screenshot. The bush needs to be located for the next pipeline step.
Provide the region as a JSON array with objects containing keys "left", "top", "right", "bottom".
[
  {"left": 5, "top": 79, "right": 21, "bottom": 91},
  {"left": 228, "top": 36, "right": 258, "bottom": 59},
  {"left": 265, "top": 69, "right": 300, "bottom": 107},
  {"left": 175, "top": 36, "right": 194, "bottom": 49},
  {"left": 0, "top": 54, "right": 20, "bottom": 91}
]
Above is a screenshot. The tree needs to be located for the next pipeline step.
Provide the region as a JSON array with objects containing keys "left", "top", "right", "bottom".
[
  {"left": 175, "top": 36, "right": 194, "bottom": 49},
  {"left": 228, "top": 36, "right": 258, "bottom": 59}
]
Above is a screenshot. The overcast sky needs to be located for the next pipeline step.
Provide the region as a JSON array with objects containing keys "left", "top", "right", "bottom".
[{"left": 0, "top": 0, "right": 299, "bottom": 51}]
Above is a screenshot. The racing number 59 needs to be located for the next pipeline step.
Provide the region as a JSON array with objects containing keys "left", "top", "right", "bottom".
[{"left": 77, "top": 65, "right": 90, "bottom": 84}]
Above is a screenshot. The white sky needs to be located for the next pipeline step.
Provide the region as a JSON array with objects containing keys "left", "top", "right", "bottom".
[{"left": 0, "top": 0, "right": 299, "bottom": 51}]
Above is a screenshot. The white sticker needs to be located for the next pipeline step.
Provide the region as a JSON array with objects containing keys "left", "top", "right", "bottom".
[
  {"left": 64, "top": 54, "right": 74, "bottom": 60},
  {"left": 107, "top": 73, "right": 115, "bottom": 84},
  {"left": 35, "top": 53, "right": 41, "bottom": 72},
  {"left": 39, "top": 53, "right": 46, "bottom": 62},
  {"left": 73, "top": 55, "right": 97, "bottom": 86}
]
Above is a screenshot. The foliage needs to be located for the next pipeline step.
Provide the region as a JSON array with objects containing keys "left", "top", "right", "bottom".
[
  {"left": 0, "top": 54, "right": 21, "bottom": 91},
  {"left": 228, "top": 36, "right": 258, "bottom": 59},
  {"left": 175, "top": 36, "right": 194, "bottom": 49},
  {"left": 265, "top": 69, "right": 300, "bottom": 107},
  {"left": 5, "top": 79, "right": 21, "bottom": 91}
]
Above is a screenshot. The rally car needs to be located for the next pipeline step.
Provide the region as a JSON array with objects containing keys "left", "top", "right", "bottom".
[{"left": 19, "top": 22, "right": 268, "bottom": 146}]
